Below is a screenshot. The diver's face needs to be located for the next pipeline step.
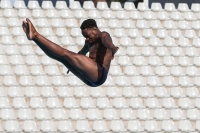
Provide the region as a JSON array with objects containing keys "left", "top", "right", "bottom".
[{"left": 82, "top": 27, "right": 99, "bottom": 44}]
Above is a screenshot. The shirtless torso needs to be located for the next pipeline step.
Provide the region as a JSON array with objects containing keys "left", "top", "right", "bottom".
[{"left": 86, "top": 31, "right": 113, "bottom": 72}]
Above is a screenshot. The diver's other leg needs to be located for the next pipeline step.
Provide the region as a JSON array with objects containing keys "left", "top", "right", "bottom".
[{"left": 35, "top": 42, "right": 91, "bottom": 85}]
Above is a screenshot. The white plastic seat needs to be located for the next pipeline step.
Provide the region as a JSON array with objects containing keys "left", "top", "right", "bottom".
[
  {"left": 142, "top": 29, "right": 155, "bottom": 38},
  {"left": 130, "top": 10, "right": 143, "bottom": 19},
  {"left": 23, "top": 120, "right": 39, "bottom": 132},
  {"left": 0, "top": 86, "right": 6, "bottom": 97},
  {"left": 122, "top": 19, "right": 134, "bottom": 28},
  {"left": 162, "top": 97, "right": 177, "bottom": 108},
  {"left": 5, "top": 45, "right": 19, "bottom": 55},
  {"left": 93, "top": 120, "right": 109, "bottom": 132},
  {"left": 1, "top": 35, "right": 15, "bottom": 45},
  {"left": 135, "top": 37, "right": 147, "bottom": 46},
  {"left": 164, "top": 20, "right": 176, "bottom": 29},
  {"left": 40, "top": 120, "right": 56, "bottom": 132},
  {"left": 29, "top": 97, "right": 45, "bottom": 108},
  {"left": 155, "top": 87, "right": 169, "bottom": 97},
  {"left": 83, "top": 1, "right": 95, "bottom": 10},
  {"left": 97, "top": 97, "right": 112, "bottom": 108},
  {"left": 110, "top": 120, "right": 126, "bottom": 132},
  {"left": 88, "top": 9, "right": 101, "bottom": 19},
  {"left": 157, "top": 11, "right": 170, "bottom": 20},
  {"left": 0, "top": 97, "right": 11, "bottom": 108},
  {"left": 32, "top": 9, "right": 45, "bottom": 18},
  {"left": 178, "top": 56, "right": 192, "bottom": 66},
  {"left": 170, "top": 66, "right": 184, "bottom": 76},
  {"left": 130, "top": 97, "right": 144, "bottom": 108},
  {"left": 127, "top": 120, "right": 143, "bottom": 132},
  {"left": 178, "top": 3, "right": 190, "bottom": 12},
  {"left": 4, "top": 9, "right": 17, "bottom": 17},
  {"left": 146, "top": 97, "right": 160, "bottom": 108},
  {"left": 12, "top": 27, "right": 25, "bottom": 36},
  {"left": 178, "top": 37, "right": 191, "bottom": 47},
  {"left": 116, "top": 75, "right": 131, "bottom": 86},
  {"left": 73, "top": 86, "right": 88, "bottom": 98},
  {"left": 164, "top": 3, "right": 176, "bottom": 11},
  {"left": 154, "top": 108, "right": 168, "bottom": 120},
  {"left": 90, "top": 86, "right": 105, "bottom": 97},
  {"left": 185, "top": 29, "right": 197, "bottom": 38},
  {"left": 132, "top": 55, "right": 147, "bottom": 66},
  {"left": 70, "top": 27, "right": 82, "bottom": 37},
  {"left": 186, "top": 87, "right": 199, "bottom": 97},
  {"left": 0, "top": 65, "right": 13, "bottom": 75},
  {"left": 0, "top": 26, "right": 10, "bottom": 35},
  {"left": 86, "top": 108, "right": 102, "bottom": 120},
  {"left": 110, "top": 2, "right": 122, "bottom": 10},
  {"left": 136, "top": 19, "right": 149, "bottom": 29},
  {"left": 106, "top": 86, "right": 121, "bottom": 97},
  {"left": 184, "top": 11, "right": 196, "bottom": 20},
  {"left": 178, "top": 20, "right": 190, "bottom": 30},
  {"left": 144, "top": 10, "right": 156, "bottom": 20},
  {"left": 19, "top": 75, "right": 35, "bottom": 86},
  {"left": 103, "top": 108, "right": 119, "bottom": 120},
  {"left": 8, "top": 86, "right": 23, "bottom": 97},
  {"left": 150, "top": 20, "right": 162, "bottom": 29},
  {"left": 187, "top": 108, "right": 200, "bottom": 120},
  {"left": 80, "top": 97, "right": 95, "bottom": 108},
  {"left": 58, "top": 120, "right": 74, "bottom": 132},
  {"left": 18, "top": 9, "right": 31, "bottom": 18},
  {"left": 170, "top": 29, "right": 182, "bottom": 39},
  {"left": 46, "top": 9, "right": 60, "bottom": 19},
  {"left": 35, "top": 75, "right": 51, "bottom": 86},
  {"left": 95, "top": 19, "right": 107, "bottom": 28},
  {"left": 118, "top": 55, "right": 132, "bottom": 66},
  {"left": 61, "top": 36, "right": 75, "bottom": 46},
  {"left": 52, "top": 75, "right": 67, "bottom": 86},
  {"left": 60, "top": 9, "right": 73, "bottom": 18},
  {"left": 24, "top": 86, "right": 40, "bottom": 97},
  {"left": 124, "top": 2, "right": 136, "bottom": 10},
  {"left": 1, "top": 0, "right": 12, "bottom": 8},
  {"left": 179, "top": 97, "right": 193, "bottom": 109},
  {"left": 57, "top": 86, "right": 73, "bottom": 97},
  {"left": 191, "top": 3, "right": 200, "bottom": 12},
  {"left": 0, "top": 55, "right": 8, "bottom": 65},
  {"left": 69, "top": 108, "right": 85, "bottom": 120},
  {"left": 171, "top": 11, "right": 183, "bottom": 20},
  {"left": 18, "top": 108, "right": 33, "bottom": 120},
  {"left": 55, "top": 1, "right": 68, "bottom": 9},
  {"left": 41, "top": 55, "right": 56, "bottom": 65},
  {"left": 75, "top": 9, "right": 87, "bottom": 19},
  {"left": 138, "top": 2, "right": 149, "bottom": 11},
  {"left": 148, "top": 55, "right": 162, "bottom": 66},
  {"left": 108, "top": 19, "right": 121, "bottom": 28},
  {"left": 151, "top": 2, "right": 163, "bottom": 11},
  {"left": 36, "top": 18, "right": 50, "bottom": 27},
  {"left": 3, "top": 75, "right": 18, "bottom": 86},
  {"left": 162, "top": 120, "right": 177, "bottom": 132},
  {"left": 170, "top": 87, "right": 185, "bottom": 98},
  {"left": 139, "top": 86, "right": 154, "bottom": 97},
  {"left": 128, "top": 28, "right": 140, "bottom": 38},
  {"left": 192, "top": 20, "right": 200, "bottom": 30},
  {"left": 28, "top": 0, "right": 40, "bottom": 9},
  {"left": 70, "top": 1, "right": 81, "bottom": 10},
  {"left": 124, "top": 65, "right": 139, "bottom": 76},
  {"left": 51, "top": 18, "right": 64, "bottom": 28},
  {"left": 145, "top": 120, "right": 160, "bottom": 132},
  {"left": 163, "top": 75, "right": 177, "bottom": 86},
  {"left": 46, "top": 97, "right": 61, "bottom": 108},
  {"left": 157, "top": 29, "right": 168, "bottom": 39},
  {"left": 114, "top": 28, "right": 125, "bottom": 37},
  {"left": 16, "top": 35, "right": 30, "bottom": 45},
  {"left": 75, "top": 120, "right": 91, "bottom": 132},
  {"left": 41, "top": 1, "right": 54, "bottom": 9},
  {"left": 67, "top": 75, "right": 84, "bottom": 86},
  {"left": 13, "top": 97, "right": 28, "bottom": 108},
  {"left": 132, "top": 75, "right": 146, "bottom": 86},
  {"left": 30, "top": 65, "right": 45, "bottom": 75},
  {"left": 103, "top": 10, "right": 116, "bottom": 19},
  {"left": 156, "top": 47, "right": 169, "bottom": 56},
  {"left": 140, "top": 66, "right": 154, "bottom": 76},
  {"left": 194, "top": 76, "right": 200, "bottom": 86},
  {"left": 20, "top": 45, "right": 34, "bottom": 55},
  {"left": 45, "top": 65, "right": 60, "bottom": 75},
  {"left": 109, "top": 65, "right": 122, "bottom": 76},
  {"left": 63, "top": 97, "right": 79, "bottom": 108},
  {"left": 120, "top": 108, "right": 135, "bottom": 120},
  {"left": 35, "top": 108, "right": 51, "bottom": 120},
  {"left": 163, "top": 56, "right": 177, "bottom": 66},
  {"left": 5, "top": 120, "right": 21, "bottom": 132},
  {"left": 116, "top": 10, "right": 128, "bottom": 19},
  {"left": 97, "top": 1, "right": 109, "bottom": 10},
  {"left": 113, "top": 97, "right": 128, "bottom": 108},
  {"left": 137, "top": 108, "right": 152, "bottom": 119},
  {"left": 196, "top": 120, "right": 200, "bottom": 131},
  {"left": 186, "top": 66, "right": 199, "bottom": 76},
  {"left": 178, "top": 120, "right": 194, "bottom": 132},
  {"left": 1, "top": 108, "right": 16, "bottom": 120}
]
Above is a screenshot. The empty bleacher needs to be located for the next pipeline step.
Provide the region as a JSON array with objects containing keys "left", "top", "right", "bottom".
[{"left": 0, "top": 0, "right": 200, "bottom": 132}]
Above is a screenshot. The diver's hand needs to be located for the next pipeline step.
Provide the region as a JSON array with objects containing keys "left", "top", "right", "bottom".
[
  {"left": 22, "top": 18, "right": 38, "bottom": 40},
  {"left": 112, "top": 46, "right": 119, "bottom": 60}
]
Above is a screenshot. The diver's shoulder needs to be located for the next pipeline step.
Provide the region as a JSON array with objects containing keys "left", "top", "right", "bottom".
[{"left": 101, "top": 31, "right": 110, "bottom": 37}]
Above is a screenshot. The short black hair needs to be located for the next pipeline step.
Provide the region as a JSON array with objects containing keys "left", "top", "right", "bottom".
[{"left": 80, "top": 19, "right": 97, "bottom": 30}]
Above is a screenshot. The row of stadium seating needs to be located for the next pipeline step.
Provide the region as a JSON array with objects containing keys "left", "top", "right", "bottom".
[
  {"left": 1, "top": 0, "right": 200, "bottom": 12},
  {"left": 1, "top": 119, "right": 200, "bottom": 132}
]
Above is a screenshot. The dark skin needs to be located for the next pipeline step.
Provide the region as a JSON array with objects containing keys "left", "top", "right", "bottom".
[{"left": 22, "top": 18, "right": 119, "bottom": 86}]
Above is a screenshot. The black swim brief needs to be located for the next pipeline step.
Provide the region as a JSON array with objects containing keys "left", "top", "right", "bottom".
[{"left": 87, "top": 65, "right": 108, "bottom": 87}]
